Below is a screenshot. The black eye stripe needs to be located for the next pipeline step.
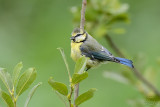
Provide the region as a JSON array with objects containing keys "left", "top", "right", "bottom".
[
  {"left": 75, "top": 34, "right": 82, "bottom": 37},
  {"left": 75, "top": 32, "right": 85, "bottom": 37}
]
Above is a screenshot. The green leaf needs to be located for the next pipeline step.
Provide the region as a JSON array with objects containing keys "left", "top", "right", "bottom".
[
  {"left": 145, "top": 95, "right": 160, "bottom": 102},
  {"left": 55, "top": 91, "right": 68, "bottom": 107},
  {"left": 112, "top": 28, "right": 125, "bottom": 34},
  {"left": 144, "top": 67, "right": 157, "bottom": 85},
  {"left": 48, "top": 77, "right": 68, "bottom": 96},
  {"left": 74, "top": 56, "right": 87, "bottom": 74},
  {"left": 0, "top": 89, "right": 14, "bottom": 107},
  {"left": 71, "top": 104, "right": 74, "bottom": 107},
  {"left": 12, "top": 62, "right": 23, "bottom": 86},
  {"left": 24, "top": 82, "right": 42, "bottom": 107},
  {"left": 72, "top": 72, "right": 88, "bottom": 84},
  {"left": 103, "top": 71, "right": 130, "bottom": 84},
  {"left": 109, "top": 13, "right": 129, "bottom": 24},
  {"left": 93, "top": 24, "right": 108, "bottom": 38},
  {"left": 144, "top": 96, "right": 160, "bottom": 106},
  {"left": 127, "top": 99, "right": 145, "bottom": 107},
  {"left": 0, "top": 68, "right": 13, "bottom": 93},
  {"left": 57, "top": 48, "right": 71, "bottom": 81},
  {"left": 57, "top": 48, "right": 70, "bottom": 74},
  {"left": 75, "top": 88, "right": 97, "bottom": 106},
  {"left": 16, "top": 68, "right": 37, "bottom": 96},
  {"left": 109, "top": 3, "right": 129, "bottom": 15}
]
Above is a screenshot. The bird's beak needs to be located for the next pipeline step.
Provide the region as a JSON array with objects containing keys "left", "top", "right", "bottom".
[{"left": 70, "top": 36, "right": 75, "bottom": 40}]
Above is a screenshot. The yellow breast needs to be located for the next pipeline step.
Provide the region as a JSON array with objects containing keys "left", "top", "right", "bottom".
[{"left": 71, "top": 42, "right": 83, "bottom": 62}]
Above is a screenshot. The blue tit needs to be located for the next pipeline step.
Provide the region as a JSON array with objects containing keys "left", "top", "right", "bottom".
[{"left": 70, "top": 28, "right": 134, "bottom": 71}]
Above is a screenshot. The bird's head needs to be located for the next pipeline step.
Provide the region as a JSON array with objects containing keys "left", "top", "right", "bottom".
[{"left": 70, "top": 28, "right": 87, "bottom": 43}]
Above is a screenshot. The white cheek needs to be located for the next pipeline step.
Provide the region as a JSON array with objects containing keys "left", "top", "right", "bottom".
[
  {"left": 75, "top": 38, "right": 79, "bottom": 42},
  {"left": 75, "top": 37, "right": 80, "bottom": 42},
  {"left": 76, "top": 36, "right": 85, "bottom": 42}
]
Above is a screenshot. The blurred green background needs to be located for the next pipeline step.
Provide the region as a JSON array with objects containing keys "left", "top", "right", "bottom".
[{"left": 0, "top": 0, "right": 160, "bottom": 107}]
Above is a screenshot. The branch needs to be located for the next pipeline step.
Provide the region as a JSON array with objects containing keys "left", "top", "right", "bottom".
[
  {"left": 74, "top": 0, "right": 87, "bottom": 107},
  {"left": 105, "top": 34, "right": 160, "bottom": 98},
  {"left": 80, "top": 0, "right": 87, "bottom": 30}
]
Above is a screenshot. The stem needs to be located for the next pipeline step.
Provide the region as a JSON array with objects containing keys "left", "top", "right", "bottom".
[
  {"left": 74, "top": 84, "right": 79, "bottom": 107},
  {"left": 14, "top": 101, "right": 16, "bottom": 107},
  {"left": 104, "top": 34, "right": 160, "bottom": 98},
  {"left": 74, "top": 0, "right": 87, "bottom": 107},
  {"left": 69, "top": 85, "right": 74, "bottom": 107},
  {"left": 11, "top": 94, "right": 16, "bottom": 107},
  {"left": 11, "top": 87, "right": 16, "bottom": 107}
]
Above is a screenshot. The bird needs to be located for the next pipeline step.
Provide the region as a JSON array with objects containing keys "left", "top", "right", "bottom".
[{"left": 70, "top": 28, "right": 134, "bottom": 71}]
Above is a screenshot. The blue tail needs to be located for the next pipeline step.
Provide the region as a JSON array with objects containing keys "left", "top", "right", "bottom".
[{"left": 115, "top": 57, "right": 134, "bottom": 68}]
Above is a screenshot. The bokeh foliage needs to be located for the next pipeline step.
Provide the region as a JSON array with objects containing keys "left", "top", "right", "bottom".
[{"left": 71, "top": 0, "right": 129, "bottom": 37}]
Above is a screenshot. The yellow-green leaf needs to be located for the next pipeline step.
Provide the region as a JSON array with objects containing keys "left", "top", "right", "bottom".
[
  {"left": 12, "top": 62, "right": 23, "bottom": 86},
  {"left": 145, "top": 95, "right": 160, "bottom": 102},
  {"left": 71, "top": 104, "right": 74, "bottom": 107},
  {"left": 72, "top": 72, "right": 88, "bottom": 84},
  {"left": 0, "top": 89, "right": 14, "bottom": 107},
  {"left": 24, "top": 82, "right": 42, "bottom": 107},
  {"left": 16, "top": 68, "right": 37, "bottom": 96},
  {"left": 75, "top": 88, "right": 97, "bottom": 106},
  {"left": 0, "top": 68, "right": 13, "bottom": 93},
  {"left": 48, "top": 77, "right": 68, "bottom": 96},
  {"left": 74, "top": 56, "right": 87, "bottom": 74}
]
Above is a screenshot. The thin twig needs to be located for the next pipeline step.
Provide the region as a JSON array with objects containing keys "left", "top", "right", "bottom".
[
  {"left": 74, "top": 0, "right": 87, "bottom": 107},
  {"left": 104, "top": 34, "right": 160, "bottom": 98}
]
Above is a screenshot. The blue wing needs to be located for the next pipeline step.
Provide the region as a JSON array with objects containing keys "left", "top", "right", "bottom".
[
  {"left": 80, "top": 45, "right": 134, "bottom": 68},
  {"left": 80, "top": 46, "right": 113, "bottom": 61}
]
